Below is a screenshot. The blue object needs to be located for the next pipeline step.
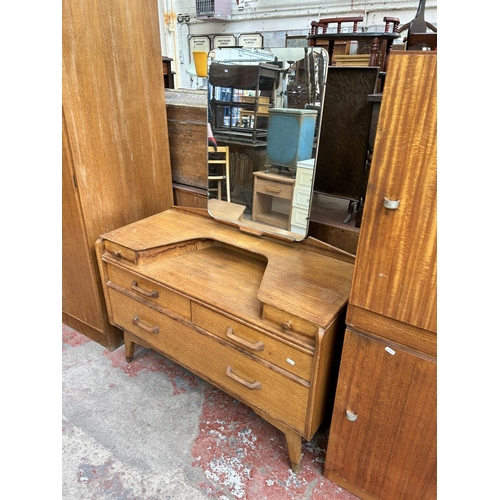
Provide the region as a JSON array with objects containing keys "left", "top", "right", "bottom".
[{"left": 265, "top": 108, "right": 318, "bottom": 168}]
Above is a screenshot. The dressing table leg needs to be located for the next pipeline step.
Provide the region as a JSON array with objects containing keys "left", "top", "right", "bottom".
[
  {"left": 124, "top": 333, "right": 136, "bottom": 362},
  {"left": 285, "top": 430, "right": 303, "bottom": 473}
]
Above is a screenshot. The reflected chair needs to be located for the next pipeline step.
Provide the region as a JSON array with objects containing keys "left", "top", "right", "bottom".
[{"left": 208, "top": 146, "right": 231, "bottom": 202}]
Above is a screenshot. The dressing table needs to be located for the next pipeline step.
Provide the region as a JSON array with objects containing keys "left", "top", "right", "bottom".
[
  {"left": 96, "top": 46, "right": 355, "bottom": 472},
  {"left": 96, "top": 207, "right": 354, "bottom": 472}
]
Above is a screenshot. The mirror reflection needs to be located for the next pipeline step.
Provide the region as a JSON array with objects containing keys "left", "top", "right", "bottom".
[{"left": 205, "top": 47, "right": 328, "bottom": 241}]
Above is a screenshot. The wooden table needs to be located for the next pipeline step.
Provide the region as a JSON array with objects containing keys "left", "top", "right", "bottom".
[{"left": 307, "top": 32, "right": 399, "bottom": 71}]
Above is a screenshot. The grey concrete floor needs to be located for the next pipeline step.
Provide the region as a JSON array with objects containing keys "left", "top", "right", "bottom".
[{"left": 62, "top": 323, "right": 359, "bottom": 500}]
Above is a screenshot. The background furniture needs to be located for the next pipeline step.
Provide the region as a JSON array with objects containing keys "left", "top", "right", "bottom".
[
  {"left": 166, "top": 89, "right": 208, "bottom": 191},
  {"left": 313, "top": 66, "right": 379, "bottom": 227},
  {"left": 398, "top": 0, "right": 437, "bottom": 51},
  {"left": 208, "top": 146, "right": 231, "bottom": 202},
  {"left": 209, "top": 62, "right": 282, "bottom": 143},
  {"left": 290, "top": 159, "right": 314, "bottom": 235},
  {"left": 308, "top": 29, "right": 399, "bottom": 70},
  {"left": 96, "top": 208, "right": 355, "bottom": 473},
  {"left": 323, "top": 51, "right": 437, "bottom": 499},
  {"left": 162, "top": 56, "right": 175, "bottom": 89},
  {"left": 252, "top": 170, "right": 295, "bottom": 230},
  {"left": 62, "top": 0, "right": 173, "bottom": 350}
]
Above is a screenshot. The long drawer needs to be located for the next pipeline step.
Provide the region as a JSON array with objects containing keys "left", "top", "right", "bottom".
[
  {"left": 108, "top": 289, "right": 309, "bottom": 432},
  {"left": 107, "top": 264, "right": 191, "bottom": 319},
  {"left": 192, "top": 303, "right": 312, "bottom": 381}
]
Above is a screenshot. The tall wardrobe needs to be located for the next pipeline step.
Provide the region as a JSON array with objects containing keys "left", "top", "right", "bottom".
[
  {"left": 62, "top": 0, "right": 174, "bottom": 350},
  {"left": 323, "top": 51, "right": 437, "bottom": 499}
]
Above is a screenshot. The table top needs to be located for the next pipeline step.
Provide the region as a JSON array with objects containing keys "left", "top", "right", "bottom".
[{"left": 307, "top": 32, "right": 400, "bottom": 41}]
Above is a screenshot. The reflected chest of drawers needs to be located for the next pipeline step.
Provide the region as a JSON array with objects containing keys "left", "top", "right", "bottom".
[{"left": 96, "top": 208, "right": 354, "bottom": 472}]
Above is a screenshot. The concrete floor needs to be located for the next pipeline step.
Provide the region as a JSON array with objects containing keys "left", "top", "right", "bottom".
[{"left": 62, "top": 323, "right": 360, "bottom": 500}]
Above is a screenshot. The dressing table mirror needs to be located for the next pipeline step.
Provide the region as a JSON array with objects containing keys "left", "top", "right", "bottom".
[{"left": 205, "top": 47, "right": 328, "bottom": 241}]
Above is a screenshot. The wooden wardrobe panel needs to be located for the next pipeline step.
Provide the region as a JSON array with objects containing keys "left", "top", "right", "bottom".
[
  {"left": 62, "top": 0, "right": 173, "bottom": 237},
  {"left": 62, "top": 0, "right": 173, "bottom": 349},
  {"left": 324, "top": 329, "right": 437, "bottom": 500},
  {"left": 62, "top": 112, "right": 104, "bottom": 332},
  {"left": 349, "top": 53, "right": 437, "bottom": 334}
]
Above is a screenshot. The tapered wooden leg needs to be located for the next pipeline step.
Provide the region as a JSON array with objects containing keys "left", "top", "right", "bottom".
[
  {"left": 285, "top": 430, "right": 303, "bottom": 473},
  {"left": 124, "top": 333, "right": 136, "bottom": 362}
]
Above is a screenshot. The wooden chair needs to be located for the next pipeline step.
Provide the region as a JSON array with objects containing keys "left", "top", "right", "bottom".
[
  {"left": 208, "top": 146, "right": 231, "bottom": 202},
  {"left": 397, "top": 0, "right": 437, "bottom": 51},
  {"left": 309, "top": 16, "right": 363, "bottom": 36}
]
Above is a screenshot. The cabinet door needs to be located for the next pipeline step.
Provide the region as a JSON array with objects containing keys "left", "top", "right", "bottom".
[
  {"left": 324, "top": 329, "right": 436, "bottom": 500},
  {"left": 349, "top": 53, "right": 437, "bottom": 334}
]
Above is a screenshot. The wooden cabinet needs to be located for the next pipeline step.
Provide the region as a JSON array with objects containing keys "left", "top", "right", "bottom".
[
  {"left": 62, "top": 0, "right": 173, "bottom": 350},
  {"left": 96, "top": 208, "right": 355, "bottom": 472},
  {"left": 251, "top": 170, "right": 295, "bottom": 230},
  {"left": 323, "top": 52, "right": 437, "bottom": 499}
]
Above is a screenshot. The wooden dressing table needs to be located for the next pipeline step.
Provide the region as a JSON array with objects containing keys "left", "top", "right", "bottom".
[{"left": 96, "top": 207, "right": 354, "bottom": 472}]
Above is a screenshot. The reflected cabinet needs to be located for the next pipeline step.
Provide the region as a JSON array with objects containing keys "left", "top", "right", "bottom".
[{"left": 323, "top": 52, "right": 437, "bottom": 499}]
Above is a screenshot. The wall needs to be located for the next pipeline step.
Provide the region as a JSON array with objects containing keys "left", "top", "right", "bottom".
[{"left": 158, "top": 0, "right": 437, "bottom": 89}]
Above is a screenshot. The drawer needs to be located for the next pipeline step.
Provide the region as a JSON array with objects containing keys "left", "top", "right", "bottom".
[
  {"left": 291, "top": 207, "right": 308, "bottom": 228},
  {"left": 295, "top": 168, "right": 313, "bottom": 189},
  {"left": 192, "top": 303, "right": 312, "bottom": 381},
  {"left": 254, "top": 177, "right": 294, "bottom": 200},
  {"left": 292, "top": 187, "right": 312, "bottom": 210},
  {"left": 104, "top": 241, "right": 136, "bottom": 264},
  {"left": 107, "top": 264, "right": 191, "bottom": 318},
  {"left": 261, "top": 304, "right": 319, "bottom": 339},
  {"left": 108, "top": 289, "right": 309, "bottom": 432}
]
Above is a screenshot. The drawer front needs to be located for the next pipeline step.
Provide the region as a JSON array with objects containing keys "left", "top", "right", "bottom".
[
  {"left": 107, "top": 264, "right": 191, "bottom": 318},
  {"left": 192, "top": 303, "right": 312, "bottom": 381},
  {"left": 292, "top": 188, "right": 312, "bottom": 209},
  {"left": 109, "top": 289, "right": 309, "bottom": 432},
  {"left": 291, "top": 207, "right": 308, "bottom": 228},
  {"left": 295, "top": 168, "right": 313, "bottom": 189},
  {"left": 262, "top": 304, "right": 319, "bottom": 339},
  {"left": 255, "top": 178, "right": 294, "bottom": 200},
  {"left": 104, "top": 241, "right": 136, "bottom": 263}
]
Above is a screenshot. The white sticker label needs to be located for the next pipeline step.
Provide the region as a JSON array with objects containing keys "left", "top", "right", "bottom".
[
  {"left": 286, "top": 358, "right": 295, "bottom": 366},
  {"left": 385, "top": 346, "right": 396, "bottom": 355}
]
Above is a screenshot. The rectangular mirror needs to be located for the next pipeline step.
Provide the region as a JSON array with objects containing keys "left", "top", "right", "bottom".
[{"left": 205, "top": 47, "right": 328, "bottom": 241}]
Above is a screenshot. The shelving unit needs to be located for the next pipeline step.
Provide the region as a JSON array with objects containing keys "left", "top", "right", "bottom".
[{"left": 208, "top": 61, "right": 283, "bottom": 143}]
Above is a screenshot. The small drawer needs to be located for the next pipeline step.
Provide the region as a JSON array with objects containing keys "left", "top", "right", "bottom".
[
  {"left": 261, "top": 304, "right": 319, "bottom": 339},
  {"left": 192, "top": 303, "right": 312, "bottom": 381},
  {"left": 255, "top": 178, "right": 294, "bottom": 200},
  {"left": 292, "top": 188, "right": 312, "bottom": 209},
  {"left": 109, "top": 289, "right": 309, "bottom": 432},
  {"left": 295, "top": 168, "right": 313, "bottom": 189},
  {"left": 291, "top": 207, "right": 308, "bottom": 228},
  {"left": 104, "top": 241, "right": 136, "bottom": 264},
  {"left": 107, "top": 264, "right": 191, "bottom": 318}
]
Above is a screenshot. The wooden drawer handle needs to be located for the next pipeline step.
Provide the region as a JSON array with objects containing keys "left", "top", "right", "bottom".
[
  {"left": 132, "top": 315, "right": 159, "bottom": 334},
  {"left": 131, "top": 281, "right": 159, "bottom": 298},
  {"left": 264, "top": 186, "right": 281, "bottom": 193},
  {"left": 226, "top": 327, "right": 264, "bottom": 351},
  {"left": 281, "top": 320, "right": 292, "bottom": 332},
  {"left": 225, "top": 365, "right": 262, "bottom": 390}
]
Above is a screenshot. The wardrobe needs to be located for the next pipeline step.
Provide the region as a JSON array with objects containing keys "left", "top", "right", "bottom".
[
  {"left": 323, "top": 51, "right": 437, "bottom": 499},
  {"left": 62, "top": 0, "right": 173, "bottom": 349}
]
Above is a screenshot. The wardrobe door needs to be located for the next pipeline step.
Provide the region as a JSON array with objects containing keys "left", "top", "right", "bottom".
[
  {"left": 348, "top": 52, "right": 437, "bottom": 334},
  {"left": 324, "top": 329, "right": 437, "bottom": 500}
]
